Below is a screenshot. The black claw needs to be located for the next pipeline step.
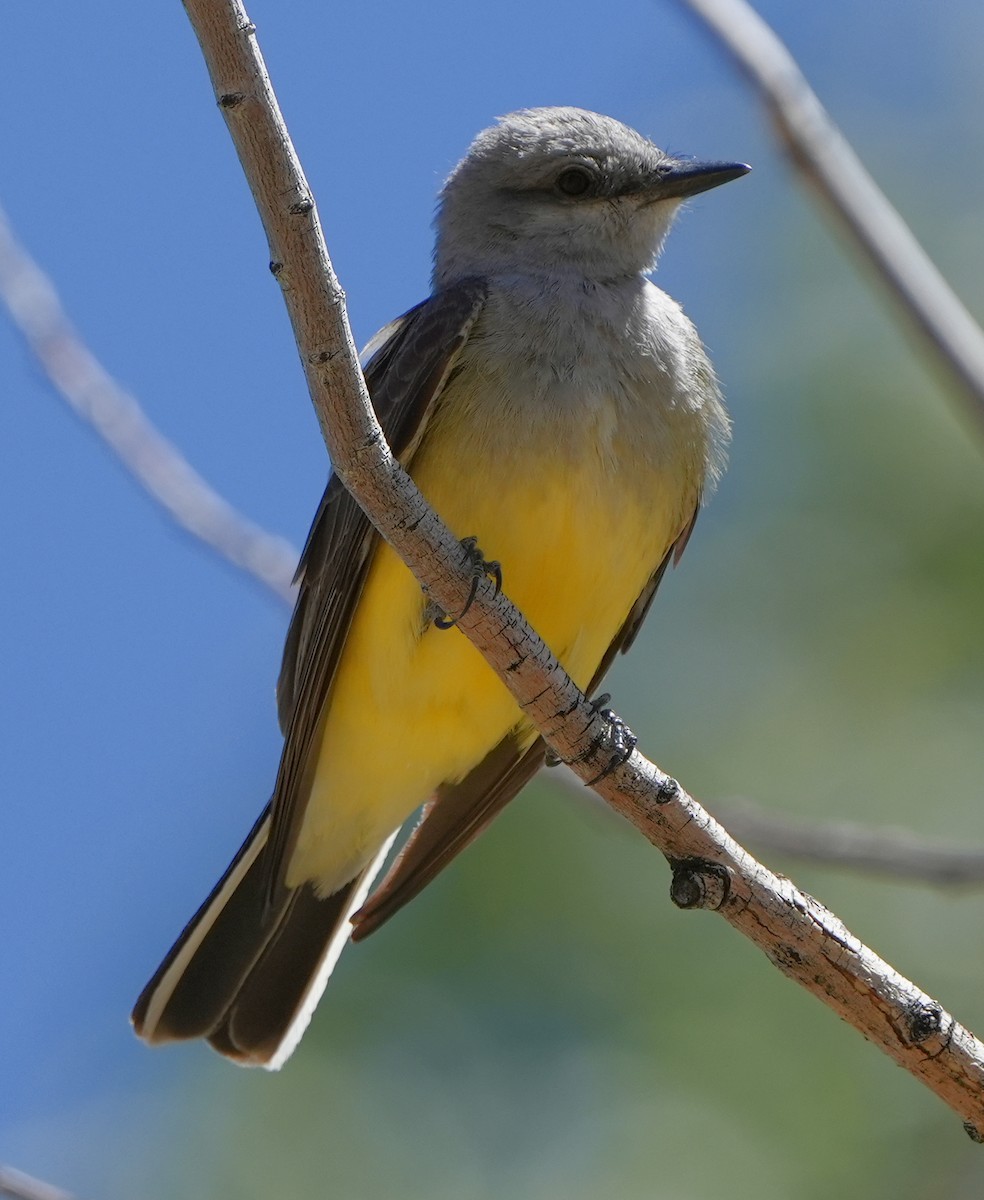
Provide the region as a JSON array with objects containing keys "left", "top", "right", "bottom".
[
  {"left": 488, "top": 560, "right": 502, "bottom": 596},
  {"left": 584, "top": 703, "right": 638, "bottom": 786},
  {"left": 434, "top": 536, "right": 502, "bottom": 629}
]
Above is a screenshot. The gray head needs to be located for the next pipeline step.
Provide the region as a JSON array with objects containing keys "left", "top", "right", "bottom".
[{"left": 433, "top": 107, "right": 748, "bottom": 288}]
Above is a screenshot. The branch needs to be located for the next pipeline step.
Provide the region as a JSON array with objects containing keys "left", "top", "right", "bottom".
[
  {"left": 183, "top": 0, "right": 984, "bottom": 1133},
  {"left": 679, "top": 0, "right": 984, "bottom": 436},
  {"left": 716, "top": 798, "right": 984, "bottom": 887},
  {"left": 0, "top": 203, "right": 298, "bottom": 605},
  {"left": 549, "top": 772, "right": 984, "bottom": 887},
  {"left": 0, "top": 1165, "right": 72, "bottom": 1200}
]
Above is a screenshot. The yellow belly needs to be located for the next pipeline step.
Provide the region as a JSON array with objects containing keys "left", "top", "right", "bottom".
[{"left": 286, "top": 397, "right": 694, "bottom": 894}]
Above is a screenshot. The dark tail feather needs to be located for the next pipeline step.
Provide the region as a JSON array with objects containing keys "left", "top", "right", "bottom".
[
  {"left": 207, "top": 879, "right": 365, "bottom": 1066},
  {"left": 131, "top": 806, "right": 276, "bottom": 1045},
  {"left": 131, "top": 809, "right": 395, "bottom": 1069}
]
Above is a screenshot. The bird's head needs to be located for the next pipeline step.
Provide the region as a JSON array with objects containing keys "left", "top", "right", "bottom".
[{"left": 434, "top": 106, "right": 748, "bottom": 287}]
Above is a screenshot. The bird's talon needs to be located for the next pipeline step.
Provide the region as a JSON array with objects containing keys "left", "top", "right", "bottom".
[
  {"left": 584, "top": 705, "right": 638, "bottom": 786},
  {"left": 432, "top": 536, "right": 502, "bottom": 629}
]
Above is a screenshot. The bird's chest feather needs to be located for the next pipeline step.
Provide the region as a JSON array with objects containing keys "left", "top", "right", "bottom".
[{"left": 408, "top": 353, "right": 699, "bottom": 682}]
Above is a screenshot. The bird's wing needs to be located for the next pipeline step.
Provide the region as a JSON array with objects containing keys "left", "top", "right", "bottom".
[
  {"left": 351, "top": 503, "right": 702, "bottom": 939},
  {"left": 590, "top": 503, "right": 700, "bottom": 676},
  {"left": 351, "top": 732, "right": 548, "bottom": 940},
  {"left": 265, "top": 277, "right": 488, "bottom": 901}
]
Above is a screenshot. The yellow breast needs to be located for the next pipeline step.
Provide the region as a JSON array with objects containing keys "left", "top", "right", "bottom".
[{"left": 287, "top": 381, "right": 700, "bottom": 894}]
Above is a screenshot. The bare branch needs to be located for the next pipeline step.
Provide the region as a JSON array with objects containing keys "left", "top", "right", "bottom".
[
  {"left": 716, "top": 799, "right": 984, "bottom": 886},
  {"left": 679, "top": 0, "right": 984, "bottom": 436},
  {"left": 551, "top": 773, "right": 984, "bottom": 887},
  {"left": 0, "top": 203, "right": 298, "bottom": 605},
  {"left": 181, "top": 0, "right": 984, "bottom": 1132},
  {"left": 0, "top": 1165, "right": 72, "bottom": 1200}
]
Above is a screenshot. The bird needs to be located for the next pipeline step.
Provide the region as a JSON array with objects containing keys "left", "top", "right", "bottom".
[{"left": 132, "top": 106, "right": 748, "bottom": 1068}]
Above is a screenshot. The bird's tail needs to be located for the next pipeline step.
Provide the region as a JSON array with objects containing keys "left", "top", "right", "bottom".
[{"left": 131, "top": 808, "right": 394, "bottom": 1069}]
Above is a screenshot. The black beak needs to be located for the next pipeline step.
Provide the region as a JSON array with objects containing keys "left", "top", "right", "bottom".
[{"left": 648, "top": 159, "right": 751, "bottom": 201}]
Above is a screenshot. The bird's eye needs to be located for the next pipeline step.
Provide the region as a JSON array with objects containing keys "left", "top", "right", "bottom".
[{"left": 555, "top": 167, "right": 594, "bottom": 197}]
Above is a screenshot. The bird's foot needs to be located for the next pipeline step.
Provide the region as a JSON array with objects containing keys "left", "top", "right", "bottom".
[
  {"left": 433, "top": 536, "right": 502, "bottom": 629},
  {"left": 583, "top": 694, "right": 638, "bottom": 785}
]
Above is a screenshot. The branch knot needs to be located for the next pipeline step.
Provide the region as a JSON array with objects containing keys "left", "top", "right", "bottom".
[
  {"left": 668, "top": 857, "right": 732, "bottom": 911},
  {"left": 903, "top": 1001, "right": 944, "bottom": 1046}
]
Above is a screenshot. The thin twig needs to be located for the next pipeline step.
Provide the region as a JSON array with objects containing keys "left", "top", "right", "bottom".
[
  {"left": 550, "top": 773, "right": 984, "bottom": 887},
  {"left": 0, "top": 204, "right": 298, "bottom": 605},
  {"left": 679, "top": 0, "right": 984, "bottom": 435},
  {"left": 183, "top": 0, "right": 984, "bottom": 1133},
  {"left": 0, "top": 1165, "right": 72, "bottom": 1200},
  {"left": 717, "top": 799, "right": 984, "bottom": 887}
]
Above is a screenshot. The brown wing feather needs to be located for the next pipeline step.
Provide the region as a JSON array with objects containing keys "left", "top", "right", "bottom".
[
  {"left": 264, "top": 278, "right": 488, "bottom": 902},
  {"left": 351, "top": 734, "right": 547, "bottom": 940},
  {"left": 586, "top": 504, "right": 699, "bottom": 692}
]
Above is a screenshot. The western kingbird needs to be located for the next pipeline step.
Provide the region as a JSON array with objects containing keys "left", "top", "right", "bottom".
[{"left": 132, "top": 107, "right": 748, "bottom": 1068}]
